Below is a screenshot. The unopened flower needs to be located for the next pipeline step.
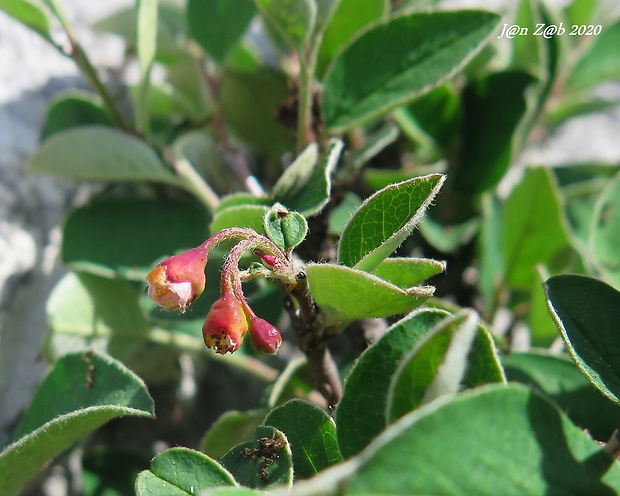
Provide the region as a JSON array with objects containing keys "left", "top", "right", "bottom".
[
  {"left": 249, "top": 316, "right": 282, "bottom": 355},
  {"left": 146, "top": 246, "right": 207, "bottom": 312},
  {"left": 202, "top": 293, "right": 249, "bottom": 355}
]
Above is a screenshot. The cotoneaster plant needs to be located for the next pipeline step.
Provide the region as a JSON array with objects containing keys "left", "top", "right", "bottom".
[{"left": 2, "top": 0, "right": 620, "bottom": 495}]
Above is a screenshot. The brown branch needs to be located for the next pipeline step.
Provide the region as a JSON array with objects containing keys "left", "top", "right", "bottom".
[{"left": 285, "top": 272, "right": 343, "bottom": 410}]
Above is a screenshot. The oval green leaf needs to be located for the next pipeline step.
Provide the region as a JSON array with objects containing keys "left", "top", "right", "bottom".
[
  {"left": 253, "top": 0, "right": 315, "bottom": 52},
  {"left": 336, "top": 308, "right": 450, "bottom": 458},
  {"left": 0, "top": 351, "right": 154, "bottom": 496},
  {"left": 0, "top": 0, "right": 53, "bottom": 43},
  {"left": 27, "top": 126, "right": 179, "bottom": 184},
  {"left": 544, "top": 274, "right": 620, "bottom": 405},
  {"left": 135, "top": 447, "right": 236, "bottom": 495},
  {"left": 187, "top": 0, "right": 256, "bottom": 62},
  {"left": 503, "top": 351, "right": 620, "bottom": 442},
  {"left": 201, "top": 409, "right": 267, "bottom": 459},
  {"left": 322, "top": 10, "right": 501, "bottom": 131},
  {"left": 347, "top": 384, "right": 620, "bottom": 495},
  {"left": 263, "top": 207, "right": 308, "bottom": 251},
  {"left": 62, "top": 197, "right": 210, "bottom": 280},
  {"left": 306, "top": 263, "right": 434, "bottom": 325},
  {"left": 40, "top": 91, "right": 113, "bottom": 141},
  {"left": 263, "top": 399, "right": 342, "bottom": 479},
  {"left": 220, "top": 426, "right": 293, "bottom": 489},
  {"left": 503, "top": 167, "right": 574, "bottom": 290},
  {"left": 337, "top": 173, "right": 445, "bottom": 271}
]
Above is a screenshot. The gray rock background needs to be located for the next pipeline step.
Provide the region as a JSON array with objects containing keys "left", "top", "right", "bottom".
[{"left": 1, "top": 0, "right": 620, "bottom": 454}]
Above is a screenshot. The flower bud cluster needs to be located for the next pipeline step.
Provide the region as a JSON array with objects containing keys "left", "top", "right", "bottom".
[{"left": 145, "top": 229, "right": 286, "bottom": 355}]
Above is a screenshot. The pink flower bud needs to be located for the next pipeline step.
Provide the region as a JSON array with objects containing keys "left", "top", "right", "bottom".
[
  {"left": 146, "top": 246, "right": 207, "bottom": 312},
  {"left": 202, "top": 293, "right": 249, "bottom": 355},
  {"left": 249, "top": 317, "right": 282, "bottom": 355}
]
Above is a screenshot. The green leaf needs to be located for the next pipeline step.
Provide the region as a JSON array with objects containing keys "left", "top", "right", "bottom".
[
  {"left": 0, "top": 351, "right": 154, "bottom": 496},
  {"left": 337, "top": 173, "right": 445, "bottom": 271},
  {"left": 253, "top": 0, "right": 316, "bottom": 51},
  {"left": 187, "top": 0, "right": 256, "bottom": 62},
  {"left": 136, "top": 0, "right": 158, "bottom": 135},
  {"left": 62, "top": 197, "right": 210, "bottom": 280},
  {"left": 210, "top": 205, "right": 270, "bottom": 234},
  {"left": 201, "top": 409, "right": 267, "bottom": 459},
  {"left": 346, "top": 384, "right": 620, "bottom": 495},
  {"left": 220, "top": 426, "right": 293, "bottom": 489},
  {"left": 529, "top": 266, "right": 559, "bottom": 347},
  {"left": 387, "top": 310, "right": 505, "bottom": 422},
  {"left": 336, "top": 308, "right": 449, "bottom": 458},
  {"left": 419, "top": 216, "right": 480, "bottom": 254},
  {"left": 566, "top": 20, "right": 620, "bottom": 90},
  {"left": 0, "top": 0, "right": 53, "bottom": 43},
  {"left": 339, "top": 123, "right": 399, "bottom": 178},
  {"left": 273, "top": 139, "right": 343, "bottom": 217},
  {"left": 369, "top": 257, "right": 445, "bottom": 289},
  {"left": 503, "top": 351, "right": 620, "bottom": 442},
  {"left": 263, "top": 206, "right": 308, "bottom": 251},
  {"left": 327, "top": 192, "right": 362, "bottom": 236},
  {"left": 44, "top": 272, "right": 185, "bottom": 383},
  {"left": 316, "top": 0, "right": 387, "bottom": 79},
  {"left": 591, "top": 171, "right": 620, "bottom": 288},
  {"left": 135, "top": 447, "right": 236, "bottom": 495},
  {"left": 545, "top": 274, "right": 620, "bottom": 405},
  {"left": 263, "top": 399, "right": 342, "bottom": 479},
  {"left": 503, "top": 168, "right": 573, "bottom": 290},
  {"left": 220, "top": 68, "right": 293, "bottom": 157},
  {"left": 40, "top": 90, "right": 113, "bottom": 140},
  {"left": 452, "top": 71, "right": 537, "bottom": 195},
  {"left": 306, "top": 263, "right": 434, "bottom": 325},
  {"left": 322, "top": 10, "right": 501, "bottom": 131},
  {"left": 478, "top": 193, "right": 503, "bottom": 316},
  {"left": 27, "top": 126, "right": 179, "bottom": 185}
]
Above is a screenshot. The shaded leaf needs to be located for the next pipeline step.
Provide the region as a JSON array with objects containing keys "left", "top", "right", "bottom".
[
  {"left": 387, "top": 309, "right": 504, "bottom": 422},
  {"left": 263, "top": 399, "right": 342, "bottom": 479},
  {"left": 566, "top": 20, "right": 620, "bottom": 90},
  {"left": 322, "top": 10, "right": 501, "bottom": 131},
  {"left": 27, "top": 126, "right": 179, "bottom": 185},
  {"left": 220, "top": 426, "right": 293, "bottom": 489},
  {"left": 452, "top": 71, "right": 537, "bottom": 195},
  {"left": 273, "top": 139, "right": 343, "bottom": 217},
  {"left": 40, "top": 91, "right": 113, "bottom": 140},
  {"left": 253, "top": 0, "right": 315, "bottom": 51},
  {"left": 316, "top": 0, "right": 387, "bottom": 78},
  {"left": 210, "top": 205, "right": 269, "bottom": 234},
  {"left": 544, "top": 274, "right": 620, "bottom": 405},
  {"left": 187, "top": 0, "right": 256, "bottom": 61},
  {"left": 503, "top": 168, "right": 573, "bottom": 290},
  {"left": 336, "top": 308, "right": 449, "bottom": 458},
  {"left": 201, "top": 410, "right": 267, "bottom": 459},
  {"left": 0, "top": 352, "right": 154, "bottom": 496},
  {"left": 503, "top": 351, "right": 620, "bottom": 441},
  {"left": 346, "top": 384, "right": 620, "bottom": 495},
  {"left": 62, "top": 197, "right": 210, "bottom": 280},
  {"left": 337, "top": 173, "right": 445, "bottom": 271},
  {"left": 136, "top": 0, "right": 158, "bottom": 134},
  {"left": 590, "top": 171, "right": 620, "bottom": 288}
]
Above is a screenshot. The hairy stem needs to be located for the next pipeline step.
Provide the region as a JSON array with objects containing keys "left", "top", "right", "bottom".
[
  {"left": 287, "top": 275, "right": 343, "bottom": 409},
  {"left": 46, "top": 0, "right": 128, "bottom": 130}
]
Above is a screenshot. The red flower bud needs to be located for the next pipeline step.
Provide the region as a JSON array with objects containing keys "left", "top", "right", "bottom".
[
  {"left": 146, "top": 246, "right": 207, "bottom": 312},
  {"left": 202, "top": 293, "right": 249, "bottom": 355},
  {"left": 249, "top": 316, "right": 282, "bottom": 355}
]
